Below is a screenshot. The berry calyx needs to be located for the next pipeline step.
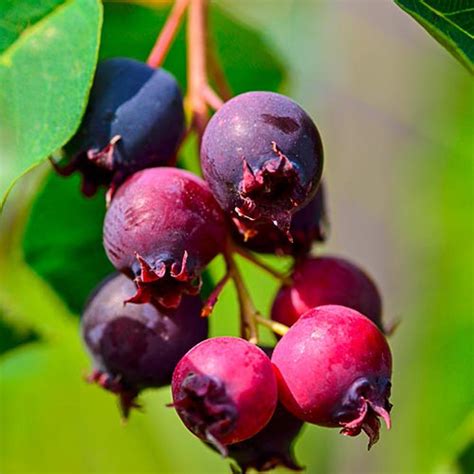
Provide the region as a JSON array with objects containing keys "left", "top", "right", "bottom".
[
  {"left": 57, "top": 58, "right": 185, "bottom": 197},
  {"left": 103, "top": 167, "right": 227, "bottom": 308},
  {"left": 272, "top": 305, "right": 392, "bottom": 448},
  {"left": 234, "top": 182, "right": 328, "bottom": 256},
  {"left": 271, "top": 256, "right": 383, "bottom": 331},
  {"left": 81, "top": 273, "right": 208, "bottom": 418},
  {"left": 201, "top": 91, "right": 323, "bottom": 239},
  {"left": 171, "top": 337, "right": 278, "bottom": 453}
]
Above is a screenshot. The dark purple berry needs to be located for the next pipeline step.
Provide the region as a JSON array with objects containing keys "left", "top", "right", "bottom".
[
  {"left": 272, "top": 305, "right": 392, "bottom": 448},
  {"left": 103, "top": 167, "right": 227, "bottom": 308},
  {"left": 271, "top": 256, "right": 383, "bottom": 331},
  {"left": 206, "top": 347, "right": 304, "bottom": 473},
  {"left": 201, "top": 92, "right": 323, "bottom": 239},
  {"left": 234, "top": 182, "right": 328, "bottom": 256},
  {"left": 171, "top": 337, "right": 278, "bottom": 452},
  {"left": 82, "top": 273, "right": 208, "bottom": 417},
  {"left": 58, "top": 58, "right": 185, "bottom": 197}
]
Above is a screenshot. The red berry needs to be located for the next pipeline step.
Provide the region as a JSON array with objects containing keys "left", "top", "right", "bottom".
[
  {"left": 271, "top": 256, "right": 383, "bottom": 331},
  {"left": 209, "top": 347, "right": 304, "bottom": 473},
  {"left": 103, "top": 167, "right": 227, "bottom": 308},
  {"left": 81, "top": 273, "right": 208, "bottom": 417},
  {"left": 201, "top": 92, "right": 323, "bottom": 239},
  {"left": 272, "top": 305, "right": 392, "bottom": 448},
  {"left": 171, "top": 337, "right": 278, "bottom": 452}
]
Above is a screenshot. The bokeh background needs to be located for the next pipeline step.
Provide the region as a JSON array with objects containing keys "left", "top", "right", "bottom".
[{"left": 0, "top": 1, "right": 472, "bottom": 473}]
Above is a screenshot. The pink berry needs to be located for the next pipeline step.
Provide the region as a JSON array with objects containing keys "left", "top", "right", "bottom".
[
  {"left": 171, "top": 337, "right": 278, "bottom": 452},
  {"left": 103, "top": 167, "right": 227, "bottom": 308},
  {"left": 272, "top": 305, "right": 392, "bottom": 448},
  {"left": 271, "top": 256, "right": 383, "bottom": 331}
]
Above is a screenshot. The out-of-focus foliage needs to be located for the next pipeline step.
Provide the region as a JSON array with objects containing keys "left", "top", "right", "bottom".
[
  {"left": 395, "top": 0, "right": 474, "bottom": 72},
  {"left": 0, "top": 0, "right": 102, "bottom": 206}
]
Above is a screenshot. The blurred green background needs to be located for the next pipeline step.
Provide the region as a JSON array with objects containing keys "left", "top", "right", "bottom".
[{"left": 0, "top": 1, "right": 473, "bottom": 473}]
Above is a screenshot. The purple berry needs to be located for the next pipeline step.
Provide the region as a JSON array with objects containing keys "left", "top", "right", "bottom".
[
  {"left": 234, "top": 182, "right": 328, "bottom": 256},
  {"left": 271, "top": 256, "right": 383, "bottom": 331},
  {"left": 201, "top": 92, "right": 323, "bottom": 239},
  {"left": 171, "top": 337, "right": 278, "bottom": 452},
  {"left": 82, "top": 273, "right": 208, "bottom": 417},
  {"left": 272, "top": 305, "right": 392, "bottom": 448},
  {"left": 103, "top": 167, "right": 227, "bottom": 308},
  {"left": 58, "top": 58, "right": 185, "bottom": 197}
]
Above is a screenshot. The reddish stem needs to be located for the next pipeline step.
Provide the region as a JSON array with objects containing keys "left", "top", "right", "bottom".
[
  {"left": 187, "top": 0, "right": 209, "bottom": 138},
  {"left": 207, "top": 41, "right": 233, "bottom": 101},
  {"left": 147, "top": 0, "right": 190, "bottom": 68},
  {"left": 201, "top": 270, "right": 231, "bottom": 317},
  {"left": 203, "top": 84, "right": 224, "bottom": 110}
]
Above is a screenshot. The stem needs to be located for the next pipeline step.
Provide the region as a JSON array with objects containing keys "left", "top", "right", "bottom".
[
  {"left": 201, "top": 270, "right": 230, "bottom": 317},
  {"left": 147, "top": 0, "right": 190, "bottom": 68},
  {"left": 187, "top": 0, "right": 209, "bottom": 138},
  {"left": 235, "top": 246, "right": 292, "bottom": 285},
  {"left": 255, "top": 315, "right": 289, "bottom": 337},
  {"left": 224, "top": 243, "right": 259, "bottom": 344},
  {"left": 203, "top": 84, "right": 224, "bottom": 110},
  {"left": 207, "top": 39, "right": 232, "bottom": 101}
]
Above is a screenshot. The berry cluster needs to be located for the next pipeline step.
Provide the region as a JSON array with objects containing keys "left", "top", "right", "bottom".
[{"left": 55, "top": 6, "right": 394, "bottom": 471}]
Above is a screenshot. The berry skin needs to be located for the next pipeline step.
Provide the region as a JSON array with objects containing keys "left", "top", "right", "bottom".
[
  {"left": 272, "top": 305, "right": 392, "bottom": 448},
  {"left": 171, "top": 337, "right": 278, "bottom": 453},
  {"left": 81, "top": 273, "right": 208, "bottom": 417},
  {"left": 207, "top": 347, "right": 304, "bottom": 473},
  {"left": 103, "top": 167, "right": 227, "bottom": 308},
  {"left": 235, "top": 182, "right": 328, "bottom": 256},
  {"left": 58, "top": 58, "right": 185, "bottom": 197},
  {"left": 201, "top": 91, "right": 323, "bottom": 239},
  {"left": 271, "top": 256, "right": 383, "bottom": 331}
]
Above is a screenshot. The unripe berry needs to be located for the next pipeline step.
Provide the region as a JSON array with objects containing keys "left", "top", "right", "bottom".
[
  {"left": 271, "top": 256, "right": 383, "bottom": 331},
  {"left": 82, "top": 273, "right": 208, "bottom": 417},
  {"left": 171, "top": 337, "right": 278, "bottom": 452},
  {"left": 201, "top": 92, "right": 323, "bottom": 239},
  {"left": 103, "top": 167, "right": 227, "bottom": 308},
  {"left": 59, "top": 58, "right": 185, "bottom": 197},
  {"left": 272, "top": 305, "right": 392, "bottom": 448}
]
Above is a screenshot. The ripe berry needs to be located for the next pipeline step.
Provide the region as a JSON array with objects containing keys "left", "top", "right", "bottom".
[
  {"left": 103, "top": 167, "right": 227, "bottom": 308},
  {"left": 272, "top": 305, "right": 392, "bottom": 448},
  {"left": 57, "top": 58, "right": 185, "bottom": 197},
  {"left": 271, "top": 256, "right": 383, "bottom": 331},
  {"left": 201, "top": 92, "right": 323, "bottom": 239},
  {"left": 81, "top": 273, "right": 208, "bottom": 417},
  {"left": 207, "top": 347, "right": 304, "bottom": 473},
  {"left": 171, "top": 337, "right": 278, "bottom": 453},
  {"left": 235, "top": 182, "right": 328, "bottom": 256}
]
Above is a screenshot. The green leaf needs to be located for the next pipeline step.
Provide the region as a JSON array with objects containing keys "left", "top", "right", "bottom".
[
  {"left": 22, "top": 172, "right": 113, "bottom": 315},
  {"left": 0, "top": 311, "right": 39, "bottom": 356},
  {"left": 0, "top": 0, "right": 103, "bottom": 208},
  {"left": 394, "top": 0, "right": 474, "bottom": 72}
]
